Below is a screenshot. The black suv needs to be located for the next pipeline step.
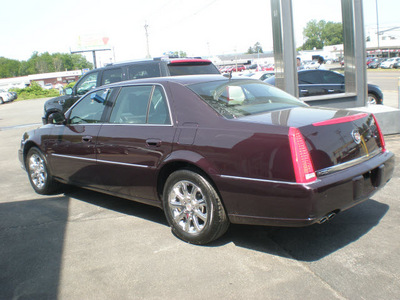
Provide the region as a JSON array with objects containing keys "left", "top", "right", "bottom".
[{"left": 42, "top": 57, "right": 220, "bottom": 123}]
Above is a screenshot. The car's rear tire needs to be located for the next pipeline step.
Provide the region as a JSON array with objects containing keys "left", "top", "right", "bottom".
[
  {"left": 26, "top": 147, "right": 60, "bottom": 195},
  {"left": 0, "top": 97, "right": 4, "bottom": 104},
  {"left": 163, "top": 170, "right": 229, "bottom": 245}
]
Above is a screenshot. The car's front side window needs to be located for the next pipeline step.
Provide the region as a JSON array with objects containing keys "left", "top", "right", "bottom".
[
  {"left": 69, "top": 89, "right": 111, "bottom": 124},
  {"left": 298, "top": 71, "right": 322, "bottom": 84},
  {"left": 321, "top": 71, "right": 344, "bottom": 84},
  {"left": 76, "top": 72, "right": 99, "bottom": 95}
]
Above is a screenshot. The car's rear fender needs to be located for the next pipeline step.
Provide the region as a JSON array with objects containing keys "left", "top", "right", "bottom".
[{"left": 157, "top": 150, "right": 221, "bottom": 202}]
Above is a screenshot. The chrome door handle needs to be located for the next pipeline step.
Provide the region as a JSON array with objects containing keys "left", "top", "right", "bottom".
[
  {"left": 82, "top": 136, "right": 93, "bottom": 143},
  {"left": 146, "top": 139, "right": 161, "bottom": 147}
]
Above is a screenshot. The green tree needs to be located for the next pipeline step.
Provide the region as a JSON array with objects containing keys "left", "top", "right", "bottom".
[
  {"left": 0, "top": 52, "right": 93, "bottom": 79},
  {"left": 299, "top": 20, "right": 343, "bottom": 50},
  {"left": 0, "top": 57, "right": 22, "bottom": 78},
  {"left": 171, "top": 51, "right": 187, "bottom": 58},
  {"left": 246, "top": 42, "right": 264, "bottom": 54}
]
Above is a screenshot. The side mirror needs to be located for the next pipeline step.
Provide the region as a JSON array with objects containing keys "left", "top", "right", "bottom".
[
  {"left": 65, "top": 87, "right": 73, "bottom": 95},
  {"left": 48, "top": 112, "right": 66, "bottom": 125}
]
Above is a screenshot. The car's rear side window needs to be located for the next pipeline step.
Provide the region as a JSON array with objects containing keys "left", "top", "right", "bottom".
[
  {"left": 109, "top": 85, "right": 170, "bottom": 125},
  {"left": 188, "top": 79, "right": 307, "bottom": 119},
  {"left": 168, "top": 63, "right": 220, "bottom": 76},
  {"left": 101, "top": 68, "right": 123, "bottom": 85},
  {"left": 128, "top": 64, "right": 161, "bottom": 80}
]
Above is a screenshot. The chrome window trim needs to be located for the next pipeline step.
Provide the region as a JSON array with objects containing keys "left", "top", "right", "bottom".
[{"left": 100, "top": 123, "right": 173, "bottom": 127}]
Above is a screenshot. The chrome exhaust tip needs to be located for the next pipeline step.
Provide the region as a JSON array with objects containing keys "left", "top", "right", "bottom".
[{"left": 318, "top": 212, "right": 336, "bottom": 224}]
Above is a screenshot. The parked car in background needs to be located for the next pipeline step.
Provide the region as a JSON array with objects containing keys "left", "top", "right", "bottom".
[
  {"left": 7, "top": 90, "right": 18, "bottom": 101},
  {"left": 264, "top": 69, "right": 383, "bottom": 104},
  {"left": 0, "top": 89, "right": 13, "bottom": 104},
  {"left": 42, "top": 57, "right": 220, "bottom": 124},
  {"left": 367, "top": 58, "right": 383, "bottom": 69},
  {"left": 19, "top": 75, "right": 394, "bottom": 244},
  {"left": 243, "top": 71, "right": 275, "bottom": 81},
  {"left": 232, "top": 65, "right": 246, "bottom": 72},
  {"left": 43, "top": 83, "right": 53, "bottom": 90},
  {"left": 304, "top": 60, "right": 320, "bottom": 69},
  {"left": 393, "top": 60, "right": 400, "bottom": 69},
  {"left": 380, "top": 57, "right": 400, "bottom": 69}
]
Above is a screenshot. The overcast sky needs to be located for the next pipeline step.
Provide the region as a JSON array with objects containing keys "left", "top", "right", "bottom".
[{"left": 0, "top": 0, "right": 399, "bottom": 65}]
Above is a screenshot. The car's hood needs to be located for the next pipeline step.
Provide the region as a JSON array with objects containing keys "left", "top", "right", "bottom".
[{"left": 44, "top": 95, "right": 70, "bottom": 109}]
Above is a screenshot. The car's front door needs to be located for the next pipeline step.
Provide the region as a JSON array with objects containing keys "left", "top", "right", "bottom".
[
  {"left": 95, "top": 84, "right": 175, "bottom": 204},
  {"left": 319, "top": 70, "right": 345, "bottom": 95},
  {"left": 48, "top": 88, "right": 114, "bottom": 186},
  {"left": 298, "top": 70, "right": 323, "bottom": 97}
]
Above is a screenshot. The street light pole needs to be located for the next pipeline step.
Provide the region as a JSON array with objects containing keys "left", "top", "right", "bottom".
[
  {"left": 144, "top": 22, "right": 151, "bottom": 58},
  {"left": 376, "top": 0, "right": 380, "bottom": 55}
]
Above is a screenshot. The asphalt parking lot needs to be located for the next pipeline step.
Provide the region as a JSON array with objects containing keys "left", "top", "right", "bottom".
[{"left": 1, "top": 97, "right": 399, "bottom": 299}]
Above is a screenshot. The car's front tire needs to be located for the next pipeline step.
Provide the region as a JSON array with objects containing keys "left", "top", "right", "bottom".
[
  {"left": 26, "top": 147, "right": 60, "bottom": 195},
  {"left": 368, "top": 93, "right": 381, "bottom": 105},
  {"left": 163, "top": 170, "right": 229, "bottom": 245}
]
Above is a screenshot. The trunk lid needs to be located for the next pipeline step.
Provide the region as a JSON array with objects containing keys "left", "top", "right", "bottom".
[
  {"left": 240, "top": 106, "right": 384, "bottom": 174},
  {"left": 297, "top": 110, "right": 383, "bottom": 173}
]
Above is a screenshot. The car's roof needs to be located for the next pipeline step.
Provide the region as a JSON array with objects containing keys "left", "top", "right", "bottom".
[{"left": 100, "top": 74, "right": 257, "bottom": 90}]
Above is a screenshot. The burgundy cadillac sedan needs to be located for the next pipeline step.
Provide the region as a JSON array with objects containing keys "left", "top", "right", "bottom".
[{"left": 19, "top": 75, "right": 395, "bottom": 244}]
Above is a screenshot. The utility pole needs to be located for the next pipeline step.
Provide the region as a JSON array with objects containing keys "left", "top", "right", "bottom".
[{"left": 144, "top": 22, "right": 151, "bottom": 58}]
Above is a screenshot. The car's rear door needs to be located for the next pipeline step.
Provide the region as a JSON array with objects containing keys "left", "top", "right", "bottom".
[{"left": 95, "top": 84, "right": 175, "bottom": 203}]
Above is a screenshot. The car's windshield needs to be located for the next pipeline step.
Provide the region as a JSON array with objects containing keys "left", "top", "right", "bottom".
[{"left": 188, "top": 79, "right": 307, "bottom": 119}]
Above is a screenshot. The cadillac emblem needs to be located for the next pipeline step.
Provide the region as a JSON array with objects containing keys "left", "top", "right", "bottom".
[{"left": 351, "top": 130, "right": 362, "bottom": 144}]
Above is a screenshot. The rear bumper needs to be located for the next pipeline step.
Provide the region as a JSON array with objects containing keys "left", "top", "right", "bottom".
[{"left": 216, "top": 150, "right": 395, "bottom": 227}]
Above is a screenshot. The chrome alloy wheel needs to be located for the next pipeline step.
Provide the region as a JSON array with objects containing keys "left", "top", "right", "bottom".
[
  {"left": 168, "top": 180, "right": 208, "bottom": 234},
  {"left": 28, "top": 153, "right": 47, "bottom": 190},
  {"left": 368, "top": 95, "right": 377, "bottom": 105}
]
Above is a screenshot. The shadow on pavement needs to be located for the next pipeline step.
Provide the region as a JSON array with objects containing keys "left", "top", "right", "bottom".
[
  {"left": 1, "top": 189, "right": 387, "bottom": 299},
  {"left": 64, "top": 187, "right": 168, "bottom": 226},
  {"left": 218, "top": 199, "right": 389, "bottom": 261},
  {"left": 0, "top": 196, "right": 70, "bottom": 299},
  {"left": 66, "top": 187, "right": 389, "bottom": 262}
]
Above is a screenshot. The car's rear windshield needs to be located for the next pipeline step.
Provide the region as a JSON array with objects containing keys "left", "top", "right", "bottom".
[
  {"left": 168, "top": 61, "right": 220, "bottom": 76},
  {"left": 187, "top": 79, "right": 307, "bottom": 119}
]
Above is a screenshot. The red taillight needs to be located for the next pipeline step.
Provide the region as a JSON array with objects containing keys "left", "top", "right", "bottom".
[
  {"left": 289, "top": 127, "right": 316, "bottom": 184},
  {"left": 372, "top": 114, "right": 386, "bottom": 152},
  {"left": 168, "top": 59, "right": 211, "bottom": 65}
]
